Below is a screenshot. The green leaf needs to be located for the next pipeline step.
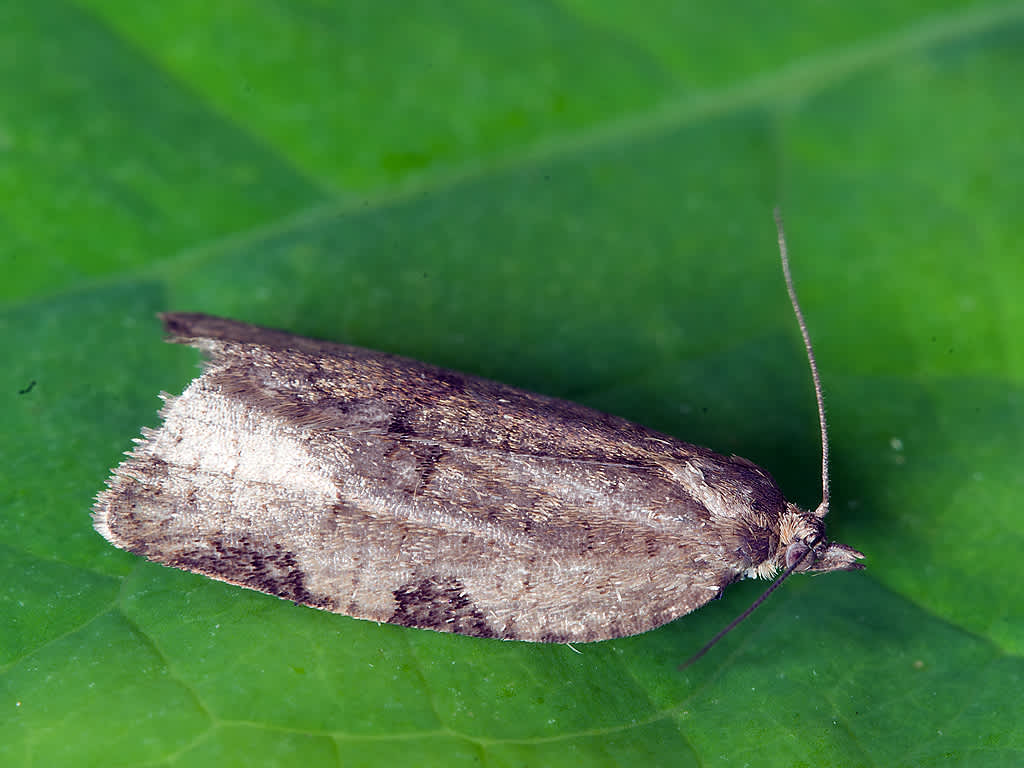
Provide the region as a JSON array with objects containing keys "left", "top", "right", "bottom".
[{"left": 3, "top": 2, "right": 1022, "bottom": 766}]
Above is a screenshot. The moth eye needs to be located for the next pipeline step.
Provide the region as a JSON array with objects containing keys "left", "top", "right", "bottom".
[{"left": 785, "top": 541, "right": 815, "bottom": 572}]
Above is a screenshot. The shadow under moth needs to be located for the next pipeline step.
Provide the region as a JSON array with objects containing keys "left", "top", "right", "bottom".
[{"left": 93, "top": 213, "right": 863, "bottom": 647}]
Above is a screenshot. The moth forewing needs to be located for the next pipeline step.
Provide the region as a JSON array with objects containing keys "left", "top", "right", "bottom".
[{"left": 94, "top": 217, "right": 863, "bottom": 645}]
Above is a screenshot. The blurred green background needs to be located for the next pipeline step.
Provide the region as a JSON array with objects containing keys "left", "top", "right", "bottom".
[{"left": 2, "top": 2, "right": 1022, "bottom": 766}]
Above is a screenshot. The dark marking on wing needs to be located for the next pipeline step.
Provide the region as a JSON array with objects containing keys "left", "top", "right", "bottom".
[
  {"left": 390, "top": 576, "right": 497, "bottom": 638},
  {"left": 170, "top": 536, "right": 330, "bottom": 609},
  {"left": 432, "top": 369, "right": 467, "bottom": 394},
  {"left": 386, "top": 409, "right": 415, "bottom": 437},
  {"left": 409, "top": 442, "right": 445, "bottom": 491}
]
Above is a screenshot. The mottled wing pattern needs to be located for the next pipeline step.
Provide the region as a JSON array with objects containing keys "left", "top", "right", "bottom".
[{"left": 94, "top": 314, "right": 790, "bottom": 641}]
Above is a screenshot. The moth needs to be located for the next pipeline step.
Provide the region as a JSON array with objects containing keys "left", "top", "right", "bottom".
[{"left": 93, "top": 214, "right": 863, "bottom": 643}]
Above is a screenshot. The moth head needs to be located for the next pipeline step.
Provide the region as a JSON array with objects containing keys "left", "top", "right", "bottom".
[{"left": 780, "top": 503, "right": 865, "bottom": 574}]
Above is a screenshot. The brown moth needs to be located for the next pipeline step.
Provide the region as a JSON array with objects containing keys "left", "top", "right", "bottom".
[{"left": 93, "top": 215, "right": 863, "bottom": 643}]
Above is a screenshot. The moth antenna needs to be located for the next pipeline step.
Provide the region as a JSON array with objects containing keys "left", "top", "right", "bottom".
[
  {"left": 679, "top": 539, "right": 818, "bottom": 669},
  {"left": 774, "top": 207, "right": 830, "bottom": 518},
  {"left": 679, "top": 211, "right": 829, "bottom": 669}
]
